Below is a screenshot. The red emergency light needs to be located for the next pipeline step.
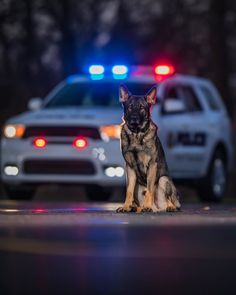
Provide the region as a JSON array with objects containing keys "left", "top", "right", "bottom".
[
  {"left": 154, "top": 64, "right": 175, "bottom": 81},
  {"left": 155, "top": 65, "right": 175, "bottom": 75},
  {"left": 73, "top": 137, "right": 88, "bottom": 150},
  {"left": 33, "top": 137, "right": 47, "bottom": 148}
]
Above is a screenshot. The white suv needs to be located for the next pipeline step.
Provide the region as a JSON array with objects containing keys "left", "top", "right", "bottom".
[{"left": 1, "top": 65, "right": 233, "bottom": 201}]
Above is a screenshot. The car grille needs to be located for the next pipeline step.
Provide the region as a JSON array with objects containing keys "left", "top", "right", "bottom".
[
  {"left": 23, "top": 159, "right": 96, "bottom": 175},
  {"left": 23, "top": 126, "right": 101, "bottom": 139}
]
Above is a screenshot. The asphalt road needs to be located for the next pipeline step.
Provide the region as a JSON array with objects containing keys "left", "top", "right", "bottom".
[{"left": 1, "top": 198, "right": 236, "bottom": 295}]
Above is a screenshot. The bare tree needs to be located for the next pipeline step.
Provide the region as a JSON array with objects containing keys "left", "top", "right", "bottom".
[{"left": 209, "top": 0, "right": 230, "bottom": 111}]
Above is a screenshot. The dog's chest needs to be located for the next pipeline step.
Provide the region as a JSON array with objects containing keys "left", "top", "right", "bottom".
[
  {"left": 130, "top": 133, "right": 143, "bottom": 147},
  {"left": 129, "top": 133, "right": 153, "bottom": 152},
  {"left": 130, "top": 134, "right": 152, "bottom": 170}
]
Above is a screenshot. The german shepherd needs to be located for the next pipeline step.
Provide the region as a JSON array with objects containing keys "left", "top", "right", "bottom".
[{"left": 117, "top": 84, "right": 181, "bottom": 213}]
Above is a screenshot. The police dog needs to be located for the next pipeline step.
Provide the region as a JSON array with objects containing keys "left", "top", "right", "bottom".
[{"left": 117, "top": 84, "right": 181, "bottom": 213}]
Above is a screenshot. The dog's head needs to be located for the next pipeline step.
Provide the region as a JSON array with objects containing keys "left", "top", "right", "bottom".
[{"left": 119, "top": 84, "right": 157, "bottom": 133}]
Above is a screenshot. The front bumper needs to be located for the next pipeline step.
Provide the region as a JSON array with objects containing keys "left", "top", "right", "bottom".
[{"left": 1, "top": 138, "right": 125, "bottom": 187}]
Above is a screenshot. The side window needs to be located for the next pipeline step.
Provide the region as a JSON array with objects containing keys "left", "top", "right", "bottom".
[
  {"left": 200, "top": 86, "right": 220, "bottom": 110},
  {"left": 162, "top": 85, "right": 186, "bottom": 115},
  {"left": 165, "top": 86, "right": 178, "bottom": 99},
  {"left": 181, "top": 86, "right": 202, "bottom": 112}
]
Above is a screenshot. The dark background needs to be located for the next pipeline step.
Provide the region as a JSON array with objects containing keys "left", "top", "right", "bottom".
[{"left": 0, "top": 0, "right": 236, "bottom": 195}]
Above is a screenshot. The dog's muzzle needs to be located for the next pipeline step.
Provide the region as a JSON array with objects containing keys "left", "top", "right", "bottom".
[
  {"left": 130, "top": 118, "right": 140, "bottom": 126},
  {"left": 128, "top": 117, "right": 141, "bottom": 132}
]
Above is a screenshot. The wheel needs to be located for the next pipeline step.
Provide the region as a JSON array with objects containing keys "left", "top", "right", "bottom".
[
  {"left": 197, "top": 149, "right": 227, "bottom": 202},
  {"left": 4, "top": 184, "right": 36, "bottom": 200},
  {"left": 85, "top": 185, "right": 112, "bottom": 201}
]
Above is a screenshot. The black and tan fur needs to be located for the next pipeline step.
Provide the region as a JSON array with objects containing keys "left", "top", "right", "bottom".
[{"left": 117, "top": 84, "right": 181, "bottom": 213}]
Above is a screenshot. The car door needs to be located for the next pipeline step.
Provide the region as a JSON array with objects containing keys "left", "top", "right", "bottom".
[{"left": 157, "top": 82, "right": 208, "bottom": 178}]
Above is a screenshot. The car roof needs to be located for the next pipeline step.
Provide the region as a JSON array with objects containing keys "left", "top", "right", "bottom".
[
  {"left": 166, "top": 74, "right": 210, "bottom": 84},
  {"left": 65, "top": 73, "right": 210, "bottom": 86},
  {"left": 66, "top": 75, "right": 157, "bottom": 84}
]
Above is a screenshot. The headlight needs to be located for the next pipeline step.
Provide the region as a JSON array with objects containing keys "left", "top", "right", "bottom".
[
  {"left": 100, "top": 125, "right": 121, "bottom": 141},
  {"left": 3, "top": 124, "right": 25, "bottom": 138}
]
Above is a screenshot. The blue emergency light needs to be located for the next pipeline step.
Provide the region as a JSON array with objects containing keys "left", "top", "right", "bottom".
[
  {"left": 112, "top": 65, "right": 128, "bottom": 79},
  {"left": 89, "top": 65, "right": 105, "bottom": 75},
  {"left": 89, "top": 65, "right": 105, "bottom": 80},
  {"left": 88, "top": 64, "right": 129, "bottom": 80}
]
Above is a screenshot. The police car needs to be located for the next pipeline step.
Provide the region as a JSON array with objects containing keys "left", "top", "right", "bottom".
[{"left": 1, "top": 64, "right": 233, "bottom": 202}]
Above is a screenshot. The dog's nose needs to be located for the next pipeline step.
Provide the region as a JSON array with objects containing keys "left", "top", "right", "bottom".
[
  {"left": 130, "top": 115, "right": 140, "bottom": 125},
  {"left": 130, "top": 118, "right": 139, "bottom": 125}
]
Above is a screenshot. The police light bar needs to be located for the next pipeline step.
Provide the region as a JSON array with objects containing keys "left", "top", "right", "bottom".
[
  {"left": 154, "top": 64, "right": 175, "bottom": 82},
  {"left": 112, "top": 65, "right": 128, "bottom": 75},
  {"left": 89, "top": 65, "right": 105, "bottom": 75},
  {"left": 112, "top": 65, "right": 128, "bottom": 79},
  {"left": 154, "top": 65, "right": 175, "bottom": 76}
]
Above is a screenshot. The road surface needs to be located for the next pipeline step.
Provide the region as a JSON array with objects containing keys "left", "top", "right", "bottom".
[{"left": 1, "top": 200, "right": 236, "bottom": 295}]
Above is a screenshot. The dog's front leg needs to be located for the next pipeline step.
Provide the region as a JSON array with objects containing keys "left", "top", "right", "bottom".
[
  {"left": 141, "top": 163, "right": 157, "bottom": 213},
  {"left": 117, "top": 164, "right": 137, "bottom": 213}
]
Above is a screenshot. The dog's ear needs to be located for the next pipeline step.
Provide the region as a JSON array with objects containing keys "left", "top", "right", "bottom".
[
  {"left": 146, "top": 86, "right": 157, "bottom": 105},
  {"left": 119, "top": 84, "right": 130, "bottom": 103}
]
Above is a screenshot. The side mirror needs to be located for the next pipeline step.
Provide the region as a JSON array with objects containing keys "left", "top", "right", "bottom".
[
  {"left": 28, "top": 97, "right": 43, "bottom": 111},
  {"left": 163, "top": 98, "right": 186, "bottom": 113}
]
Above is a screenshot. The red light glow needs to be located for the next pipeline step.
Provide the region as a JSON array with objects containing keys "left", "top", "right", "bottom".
[
  {"left": 32, "top": 209, "right": 47, "bottom": 213},
  {"left": 154, "top": 65, "right": 175, "bottom": 76},
  {"left": 73, "top": 137, "right": 88, "bottom": 150},
  {"left": 33, "top": 137, "right": 47, "bottom": 148}
]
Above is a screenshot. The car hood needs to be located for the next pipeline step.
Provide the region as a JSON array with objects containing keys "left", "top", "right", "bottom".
[{"left": 6, "top": 107, "right": 124, "bottom": 126}]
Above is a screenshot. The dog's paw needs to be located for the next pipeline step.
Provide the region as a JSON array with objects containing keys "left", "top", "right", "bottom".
[
  {"left": 166, "top": 205, "right": 178, "bottom": 212},
  {"left": 141, "top": 206, "right": 153, "bottom": 213},
  {"left": 116, "top": 205, "right": 136, "bottom": 213}
]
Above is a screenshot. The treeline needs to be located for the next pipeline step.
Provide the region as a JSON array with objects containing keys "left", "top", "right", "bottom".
[{"left": 0, "top": 0, "right": 236, "bottom": 122}]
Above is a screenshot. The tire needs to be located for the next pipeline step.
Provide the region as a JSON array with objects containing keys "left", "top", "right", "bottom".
[
  {"left": 4, "top": 184, "right": 36, "bottom": 200},
  {"left": 197, "top": 149, "right": 227, "bottom": 202},
  {"left": 85, "top": 185, "right": 112, "bottom": 201}
]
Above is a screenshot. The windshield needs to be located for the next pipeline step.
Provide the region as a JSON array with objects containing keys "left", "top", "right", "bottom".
[{"left": 45, "top": 81, "right": 156, "bottom": 108}]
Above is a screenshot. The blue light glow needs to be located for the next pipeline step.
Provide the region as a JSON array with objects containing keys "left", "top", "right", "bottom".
[
  {"left": 67, "top": 75, "right": 79, "bottom": 83},
  {"left": 89, "top": 65, "right": 105, "bottom": 75},
  {"left": 112, "top": 65, "right": 128, "bottom": 79},
  {"left": 112, "top": 65, "right": 128, "bottom": 75},
  {"left": 90, "top": 74, "right": 104, "bottom": 80}
]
